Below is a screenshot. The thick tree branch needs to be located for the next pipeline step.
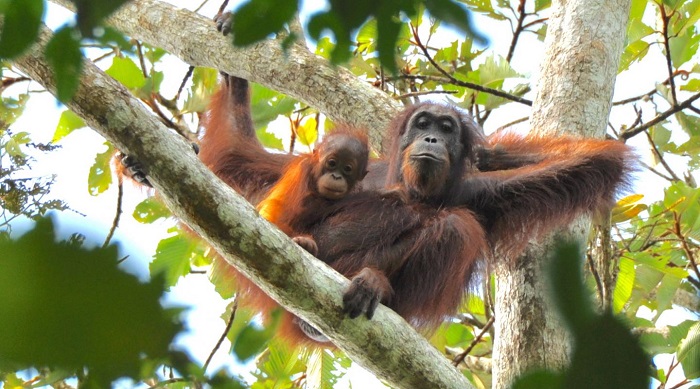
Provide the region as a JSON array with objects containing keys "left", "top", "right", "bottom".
[
  {"left": 11, "top": 23, "right": 474, "bottom": 389},
  {"left": 49, "top": 0, "right": 401, "bottom": 151}
]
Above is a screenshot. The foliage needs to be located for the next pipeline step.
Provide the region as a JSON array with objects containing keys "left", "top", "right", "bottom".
[
  {"left": 0, "top": 217, "right": 180, "bottom": 386},
  {"left": 0, "top": 95, "right": 67, "bottom": 238},
  {"left": 231, "top": 0, "right": 486, "bottom": 73},
  {"left": 2, "top": 0, "right": 700, "bottom": 387},
  {"left": 0, "top": 0, "right": 130, "bottom": 101}
]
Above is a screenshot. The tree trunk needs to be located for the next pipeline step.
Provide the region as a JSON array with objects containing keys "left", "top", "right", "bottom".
[{"left": 491, "top": 0, "right": 630, "bottom": 387}]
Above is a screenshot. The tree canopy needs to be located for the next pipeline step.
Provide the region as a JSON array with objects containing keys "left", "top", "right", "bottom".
[{"left": 1, "top": 0, "right": 700, "bottom": 388}]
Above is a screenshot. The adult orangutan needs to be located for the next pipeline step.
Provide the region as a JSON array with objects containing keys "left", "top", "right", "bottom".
[{"left": 121, "top": 64, "right": 633, "bottom": 344}]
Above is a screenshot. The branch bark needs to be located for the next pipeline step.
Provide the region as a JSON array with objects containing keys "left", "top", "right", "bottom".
[
  {"left": 11, "top": 22, "right": 474, "bottom": 389},
  {"left": 49, "top": 0, "right": 401, "bottom": 151},
  {"left": 491, "top": 0, "right": 631, "bottom": 387}
]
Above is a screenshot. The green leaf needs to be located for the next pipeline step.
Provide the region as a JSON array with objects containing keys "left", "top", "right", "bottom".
[
  {"left": 306, "top": 348, "right": 346, "bottom": 389},
  {"left": 0, "top": 94, "right": 28, "bottom": 126},
  {"left": 612, "top": 257, "right": 634, "bottom": 313},
  {"left": 183, "top": 67, "right": 219, "bottom": 114},
  {"left": 88, "top": 142, "right": 113, "bottom": 196},
  {"left": 479, "top": 54, "right": 521, "bottom": 86},
  {"left": 256, "top": 127, "right": 284, "bottom": 150},
  {"left": 512, "top": 370, "right": 561, "bottom": 389},
  {"left": 619, "top": 40, "right": 650, "bottom": 72},
  {"left": 72, "top": 0, "right": 131, "bottom": 37},
  {"left": 5, "top": 131, "right": 30, "bottom": 157},
  {"left": 444, "top": 322, "right": 474, "bottom": 347},
  {"left": 668, "top": 27, "right": 700, "bottom": 68},
  {"left": 105, "top": 56, "right": 146, "bottom": 90},
  {"left": 425, "top": 0, "right": 486, "bottom": 44},
  {"left": 678, "top": 322, "right": 700, "bottom": 379},
  {"left": 547, "top": 242, "right": 595, "bottom": 332},
  {"left": 133, "top": 197, "right": 171, "bottom": 223},
  {"left": 233, "top": 309, "right": 281, "bottom": 362},
  {"left": 374, "top": 8, "right": 402, "bottom": 74},
  {"left": 0, "top": 217, "right": 181, "bottom": 385},
  {"left": 565, "top": 312, "right": 649, "bottom": 389},
  {"left": 0, "top": 0, "right": 44, "bottom": 59},
  {"left": 150, "top": 231, "right": 195, "bottom": 288},
  {"left": 45, "top": 26, "right": 83, "bottom": 102},
  {"left": 676, "top": 111, "right": 700, "bottom": 137},
  {"left": 250, "top": 83, "right": 298, "bottom": 129},
  {"left": 626, "top": 17, "right": 654, "bottom": 44},
  {"left": 53, "top": 109, "right": 86, "bottom": 142},
  {"left": 534, "top": 0, "right": 552, "bottom": 11},
  {"left": 232, "top": 0, "right": 299, "bottom": 46}
]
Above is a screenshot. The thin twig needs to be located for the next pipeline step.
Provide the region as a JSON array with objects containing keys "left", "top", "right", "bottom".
[
  {"left": 175, "top": 66, "right": 195, "bottom": 103},
  {"left": 102, "top": 174, "right": 123, "bottom": 248},
  {"left": 204, "top": 297, "right": 238, "bottom": 373},
  {"left": 397, "top": 90, "right": 457, "bottom": 99},
  {"left": 613, "top": 70, "right": 688, "bottom": 106},
  {"left": 452, "top": 316, "right": 495, "bottom": 367},
  {"left": 506, "top": 0, "right": 527, "bottom": 62},
  {"left": 672, "top": 212, "right": 700, "bottom": 284},
  {"left": 620, "top": 92, "right": 700, "bottom": 139},
  {"left": 659, "top": 6, "right": 678, "bottom": 106},
  {"left": 194, "top": 0, "right": 210, "bottom": 13},
  {"left": 410, "top": 25, "right": 532, "bottom": 106}
]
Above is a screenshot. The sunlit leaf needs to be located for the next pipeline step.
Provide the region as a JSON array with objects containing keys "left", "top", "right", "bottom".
[
  {"left": 296, "top": 116, "right": 318, "bottom": 147},
  {"left": 53, "top": 109, "right": 86, "bottom": 142},
  {"left": 678, "top": 322, "right": 700, "bottom": 379},
  {"left": 444, "top": 322, "right": 474, "bottom": 347},
  {"left": 133, "top": 197, "right": 171, "bottom": 223},
  {"left": 256, "top": 127, "right": 285, "bottom": 150},
  {"left": 105, "top": 56, "right": 146, "bottom": 90},
  {"left": 250, "top": 83, "right": 298, "bottom": 129},
  {"left": 619, "top": 40, "right": 650, "bottom": 72},
  {"left": 88, "top": 142, "right": 113, "bottom": 196},
  {"left": 5, "top": 131, "right": 30, "bottom": 157},
  {"left": 183, "top": 67, "right": 218, "bottom": 114},
  {"left": 306, "top": 348, "right": 347, "bottom": 389},
  {"left": 151, "top": 231, "right": 195, "bottom": 288},
  {"left": 0, "top": 94, "right": 28, "bottom": 126},
  {"left": 611, "top": 203, "right": 647, "bottom": 223},
  {"left": 612, "top": 257, "right": 634, "bottom": 313},
  {"left": 668, "top": 27, "right": 700, "bottom": 68}
]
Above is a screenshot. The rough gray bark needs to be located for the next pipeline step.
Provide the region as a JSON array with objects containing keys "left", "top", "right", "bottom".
[
  {"left": 491, "top": 0, "right": 631, "bottom": 387},
  {"left": 49, "top": 0, "right": 400, "bottom": 151},
  {"left": 11, "top": 23, "right": 474, "bottom": 389}
]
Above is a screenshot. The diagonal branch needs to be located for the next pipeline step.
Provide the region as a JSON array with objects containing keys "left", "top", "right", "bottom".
[{"left": 620, "top": 92, "right": 700, "bottom": 140}]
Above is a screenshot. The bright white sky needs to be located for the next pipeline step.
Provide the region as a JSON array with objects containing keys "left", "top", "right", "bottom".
[{"left": 4, "top": 0, "right": 697, "bottom": 387}]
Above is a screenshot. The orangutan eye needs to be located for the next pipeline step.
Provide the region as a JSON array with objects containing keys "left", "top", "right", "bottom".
[
  {"left": 416, "top": 117, "right": 430, "bottom": 129},
  {"left": 440, "top": 121, "right": 453, "bottom": 133},
  {"left": 327, "top": 159, "right": 337, "bottom": 169},
  {"left": 343, "top": 165, "right": 353, "bottom": 174}
]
